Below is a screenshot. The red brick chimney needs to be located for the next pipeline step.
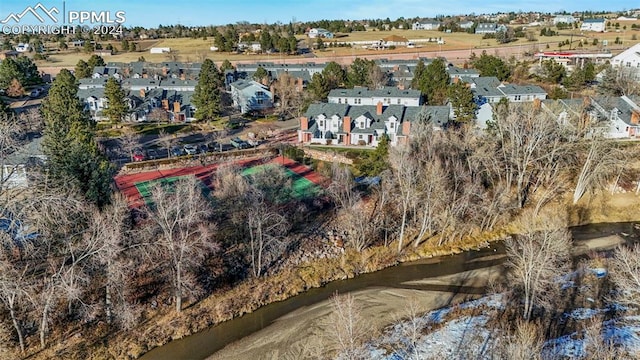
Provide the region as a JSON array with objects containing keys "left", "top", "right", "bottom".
[
  {"left": 300, "top": 116, "right": 309, "bottom": 131},
  {"left": 296, "top": 77, "right": 303, "bottom": 91},
  {"left": 139, "top": 88, "right": 145, "bottom": 98},
  {"left": 402, "top": 120, "right": 411, "bottom": 136},
  {"left": 173, "top": 101, "right": 181, "bottom": 113},
  {"left": 632, "top": 111, "right": 640, "bottom": 125},
  {"left": 161, "top": 99, "right": 169, "bottom": 110},
  {"left": 376, "top": 101, "right": 383, "bottom": 115},
  {"left": 162, "top": 67, "right": 168, "bottom": 76},
  {"left": 453, "top": 76, "right": 459, "bottom": 84},
  {"left": 343, "top": 116, "right": 351, "bottom": 133}
]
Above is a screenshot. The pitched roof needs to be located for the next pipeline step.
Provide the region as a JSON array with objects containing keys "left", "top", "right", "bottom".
[
  {"left": 328, "top": 87, "right": 421, "bottom": 98},
  {"left": 305, "top": 103, "right": 350, "bottom": 118}
]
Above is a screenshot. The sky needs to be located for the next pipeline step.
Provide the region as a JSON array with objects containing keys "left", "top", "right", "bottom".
[{"left": 0, "top": 0, "right": 635, "bottom": 28}]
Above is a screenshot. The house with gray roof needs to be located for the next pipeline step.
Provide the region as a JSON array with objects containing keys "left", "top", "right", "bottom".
[
  {"left": 328, "top": 87, "right": 423, "bottom": 107},
  {"left": 2, "top": 137, "right": 46, "bottom": 189},
  {"left": 78, "top": 77, "right": 108, "bottom": 89},
  {"left": 462, "top": 77, "right": 547, "bottom": 103},
  {"left": 588, "top": 95, "right": 640, "bottom": 138},
  {"left": 229, "top": 79, "right": 273, "bottom": 114},
  {"left": 475, "top": 23, "right": 506, "bottom": 34},
  {"left": 298, "top": 102, "right": 450, "bottom": 147},
  {"left": 412, "top": 20, "right": 442, "bottom": 30},
  {"left": 78, "top": 88, "right": 108, "bottom": 120}
]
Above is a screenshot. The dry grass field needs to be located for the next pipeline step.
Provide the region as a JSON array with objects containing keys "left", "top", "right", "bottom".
[{"left": 34, "top": 25, "right": 640, "bottom": 71}]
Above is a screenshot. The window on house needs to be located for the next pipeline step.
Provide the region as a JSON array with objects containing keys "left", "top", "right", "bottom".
[
  {"left": 338, "top": 98, "right": 342, "bottom": 103},
  {"left": 358, "top": 134, "right": 363, "bottom": 139},
  {"left": 515, "top": 95, "right": 521, "bottom": 101},
  {"left": 257, "top": 98, "right": 264, "bottom": 105},
  {"left": 319, "top": 120, "right": 324, "bottom": 127},
  {"left": 256, "top": 91, "right": 264, "bottom": 97},
  {"left": 397, "top": 99, "right": 401, "bottom": 104},
  {"left": 627, "top": 62, "right": 632, "bottom": 67}
]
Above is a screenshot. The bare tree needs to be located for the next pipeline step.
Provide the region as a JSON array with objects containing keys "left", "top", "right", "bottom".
[
  {"left": 582, "top": 316, "right": 620, "bottom": 360},
  {"left": 18, "top": 107, "right": 44, "bottom": 134},
  {"left": 272, "top": 71, "right": 304, "bottom": 118},
  {"left": 573, "top": 135, "right": 625, "bottom": 204},
  {"left": 327, "top": 162, "right": 359, "bottom": 210},
  {"left": 389, "top": 144, "right": 419, "bottom": 252},
  {"left": 147, "top": 108, "right": 171, "bottom": 123},
  {"left": 609, "top": 243, "right": 640, "bottom": 310},
  {"left": 0, "top": 232, "right": 34, "bottom": 353},
  {"left": 88, "top": 194, "right": 134, "bottom": 327},
  {"left": 325, "top": 292, "right": 371, "bottom": 360},
  {"left": 244, "top": 188, "right": 289, "bottom": 277},
  {"left": 145, "top": 176, "right": 218, "bottom": 312},
  {"left": 493, "top": 318, "right": 544, "bottom": 360},
  {"left": 157, "top": 129, "right": 175, "bottom": 158},
  {"left": 489, "top": 103, "right": 573, "bottom": 208},
  {"left": 505, "top": 210, "right": 571, "bottom": 320},
  {"left": 120, "top": 126, "right": 142, "bottom": 161},
  {"left": 0, "top": 113, "right": 25, "bottom": 191}
]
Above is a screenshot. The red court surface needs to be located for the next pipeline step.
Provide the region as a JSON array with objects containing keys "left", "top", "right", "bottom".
[{"left": 114, "top": 156, "right": 326, "bottom": 207}]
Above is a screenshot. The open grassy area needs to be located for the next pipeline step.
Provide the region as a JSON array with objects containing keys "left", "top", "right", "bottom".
[{"left": 34, "top": 25, "right": 640, "bottom": 71}]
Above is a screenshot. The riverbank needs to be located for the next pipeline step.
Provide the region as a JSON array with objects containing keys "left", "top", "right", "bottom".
[{"left": 206, "top": 231, "right": 630, "bottom": 360}]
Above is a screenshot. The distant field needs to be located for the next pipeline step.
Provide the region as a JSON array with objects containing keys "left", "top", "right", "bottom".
[{"left": 35, "top": 26, "right": 640, "bottom": 70}]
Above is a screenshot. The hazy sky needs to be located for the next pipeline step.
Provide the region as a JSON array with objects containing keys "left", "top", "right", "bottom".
[{"left": 0, "top": 0, "right": 634, "bottom": 27}]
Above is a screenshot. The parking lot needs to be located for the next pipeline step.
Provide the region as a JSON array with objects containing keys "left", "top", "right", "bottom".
[{"left": 101, "top": 117, "right": 299, "bottom": 165}]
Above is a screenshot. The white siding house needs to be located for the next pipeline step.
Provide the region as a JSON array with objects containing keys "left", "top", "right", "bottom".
[{"left": 580, "top": 19, "right": 606, "bottom": 32}]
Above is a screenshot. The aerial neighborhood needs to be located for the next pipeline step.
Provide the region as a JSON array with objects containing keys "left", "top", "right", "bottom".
[{"left": 1, "top": 4, "right": 640, "bottom": 360}]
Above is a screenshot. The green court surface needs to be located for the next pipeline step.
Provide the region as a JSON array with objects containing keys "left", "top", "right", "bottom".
[
  {"left": 134, "top": 175, "right": 210, "bottom": 205},
  {"left": 241, "top": 164, "right": 321, "bottom": 200}
]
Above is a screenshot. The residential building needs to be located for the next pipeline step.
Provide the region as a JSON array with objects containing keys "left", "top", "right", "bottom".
[
  {"left": 412, "top": 20, "right": 442, "bottom": 30},
  {"left": 462, "top": 77, "right": 547, "bottom": 104},
  {"left": 328, "top": 87, "right": 422, "bottom": 107},
  {"left": 298, "top": 102, "right": 450, "bottom": 147},
  {"left": 229, "top": 79, "right": 274, "bottom": 114},
  {"left": 611, "top": 42, "right": 640, "bottom": 70},
  {"left": 580, "top": 18, "right": 606, "bottom": 32},
  {"left": 588, "top": 95, "right": 640, "bottom": 138},
  {"left": 1, "top": 137, "right": 46, "bottom": 189},
  {"left": 447, "top": 66, "right": 480, "bottom": 79},
  {"left": 78, "top": 78, "right": 108, "bottom": 89},
  {"left": 553, "top": 15, "right": 577, "bottom": 24},
  {"left": 475, "top": 23, "right": 499, "bottom": 34},
  {"left": 15, "top": 43, "right": 29, "bottom": 52},
  {"left": 459, "top": 21, "right": 475, "bottom": 29},
  {"left": 238, "top": 42, "right": 262, "bottom": 52},
  {"left": 78, "top": 88, "right": 108, "bottom": 120},
  {"left": 308, "top": 28, "right": 334, "bottom": 39}
]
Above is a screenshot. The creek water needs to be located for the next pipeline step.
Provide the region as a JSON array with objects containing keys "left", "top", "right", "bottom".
[{"left": 140, "top": 222, "right": 639, "bottom": 360}]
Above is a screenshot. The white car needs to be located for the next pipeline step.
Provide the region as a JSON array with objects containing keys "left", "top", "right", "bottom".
[{"left": 183, "top": 144, "right": 198, "bottom": 155}]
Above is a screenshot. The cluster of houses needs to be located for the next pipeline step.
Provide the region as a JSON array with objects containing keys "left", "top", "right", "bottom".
[
  {"left": 297, "top": 44, "right": 640, "bottom": 147},
  {"left": 75, "top": 61, "right": 278, "bottom": 122},
  {"left": 410, "top": 15, "right": 609, "bottom": 34}
]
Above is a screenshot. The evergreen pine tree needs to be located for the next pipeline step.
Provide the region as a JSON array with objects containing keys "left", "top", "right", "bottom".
[
  {"left": 74, "top": 59, "right": 91, "bottom": 79},
  {"left": 104, "top": 77, "right": 128, "bottom": 123},
  {"left": 448, "top": 82, "right": 476, "bottom": 123},
  {"left": 41, "top": 69, "right": 113, "bottom": 207},
  {"left": 193, "top": 59, "right": 223, "bottom": 121}
]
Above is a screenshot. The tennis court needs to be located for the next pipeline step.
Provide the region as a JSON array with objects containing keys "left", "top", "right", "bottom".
[{"left": 115, "top": 156, "right": 326, "bottom": 207}]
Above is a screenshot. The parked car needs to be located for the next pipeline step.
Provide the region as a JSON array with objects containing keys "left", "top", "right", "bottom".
[
  {"left": 247, "top": 138, "right": 259, "bottom": 147},
  {"left": 133, "top": 148, "right": 146, "bottom": 162},
  {"left": 171, "top": 146, "right": 184, "bottom": 157},
  {"left": 198, "top": 144, "right": 208, "bottom": 154},
  {"left": 207, "top": 141, "right": 219, "bottom": 152},
  {"left": 146, "top": 149, "right": 158, "bottom": 160},
  {"left": 183, "top": 144, "right": 198, "bottom": 155},
  {"left": 230, "top": 137, "right": 250, "bottom": 149},
  {"left": 29, "top": 87, "right": 44, "bottom": 98}
]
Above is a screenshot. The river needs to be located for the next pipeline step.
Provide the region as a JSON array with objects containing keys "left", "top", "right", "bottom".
[{"left": 139, "top": 222, "right": 639, "bottom": 360}]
